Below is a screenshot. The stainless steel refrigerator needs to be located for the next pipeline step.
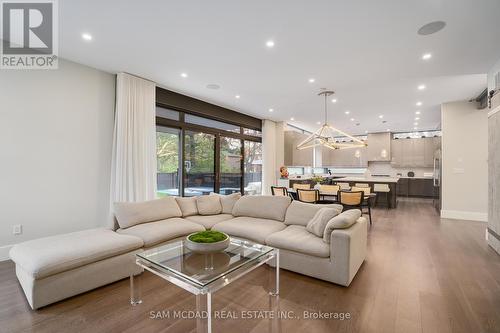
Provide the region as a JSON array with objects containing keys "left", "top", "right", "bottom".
[{"left": 433, "top": 149, "right": 441, "bottom": 212}]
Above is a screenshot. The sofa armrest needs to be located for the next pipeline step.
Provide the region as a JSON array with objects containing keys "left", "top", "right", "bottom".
[{"left": 329, "top": 216, "right": 368, "bottom": 286}]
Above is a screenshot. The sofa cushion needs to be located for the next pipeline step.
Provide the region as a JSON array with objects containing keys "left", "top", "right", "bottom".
[
  {"left": 212, "top": 217, "right": 287, "bottom": 244},
  {"left": 266, "top": 225, "right": 330, "bottom": 258},
  {"left": 196, "top": 195, "right": 222, "bottom": 215},
  {"left": 323, "top": 209, "right": 361, "bottom": 243},
  {"left": 231, "top": 195, "right": 291, "bottom": 222},
  {"left": 114, "top": 197, "right": 182, "bottom": 229},
  {"left": 285, "top": 201, "right": 343, "bottom": 226},
  {"left": 117, "top": 218, "right": 204, "bottom": 247},
  {"left": 306, "top": 208, "right": 340, "bottom": 237},
  {"left": 175, "top": 197, "right": 198, "bottom": 217},
  {"left": 9, "top": 228, "right": 144, "bottom": 279},
  {"left": 185, "top": 214, "right": 234, "bottom": 229},
  {"left": 211, "top": 192, "right": 241, "bottom": 214}
]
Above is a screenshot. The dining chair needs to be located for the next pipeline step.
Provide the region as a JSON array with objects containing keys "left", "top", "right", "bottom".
[
  {"left": 293, "top": 183, "right": 311, "bottom": 190},
  {"left": 271, "top": 186, "right": 288, "bottom": 197},
  {"left": 319, "top": 184, "right": 340, "bottom": 202},
  {"left": 336, "top": 182, "right": 351, "bottom": 190},
  {"left": 373, "top": 183, "right": 390, "bottom": 208},
  {"left": 337, "top": 190, "right": 363, "bottom": 210},
  {"left": 296, "top": 189, "right": 320, "bottom": 203},
  {"left": 319, "top": 184, "right": 340, "bottom": 193},
  {"left": 339, "top": 189, "right": 372, "bottom": 225},
  {"left": 355, "top": 183, "right": 370, "bottom": 188}
]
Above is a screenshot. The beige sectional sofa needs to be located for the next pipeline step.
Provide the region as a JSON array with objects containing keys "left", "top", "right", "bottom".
[{"left": 10, "top": 194, "right": 367, "bottom": 309}]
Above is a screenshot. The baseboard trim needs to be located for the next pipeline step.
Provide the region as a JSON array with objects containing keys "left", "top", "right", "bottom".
[
  {"left": 0, "top": 245, "right": 13, "bottom": 262},
  {"left": 440, "top": 210, "right": 488, "bottom": 222}
]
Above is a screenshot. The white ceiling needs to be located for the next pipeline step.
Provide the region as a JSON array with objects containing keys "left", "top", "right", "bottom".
[{"left": 59, "top": 0, "right": 500, "bottom": 134}]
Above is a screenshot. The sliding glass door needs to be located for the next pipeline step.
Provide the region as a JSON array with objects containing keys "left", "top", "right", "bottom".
[
  {"left": 183, "top": 131, "right": 215, "bottom": 196},
  {"left": 156, "top": 126, "right": 181, "bottom": 197},
  {"left": 220, "top": 137, "right": 242, "bottom": 194},
  {"left": 244, "top": 141, "right": 262, "bottom": 195}
]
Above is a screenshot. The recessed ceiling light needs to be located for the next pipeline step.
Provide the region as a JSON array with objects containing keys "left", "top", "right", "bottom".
[
  {"left": 414, "top": 122, "right": 419, "bottom": 126},
  {"left": 308, "top": 78, "right": 315, "bottom": 83},
  {"left": 418, "top": 21, "right": 446, "bottom": 36},
  {"left": 378, "top": 115, "right": 384, "bottom": 119},
  {"left": 266, "top": 40, "right": 275, "bottom": 48},
  {"left": 331, "top": 99, "right": 337, "bottom": 103},
  {"left": 415, "top": 117, "right": 420, "bottom": 120},
  {"left": 414, "top": 127, "right": 418, "bottom": 130},
  {"left": 418, "top": 84, "right": 426, "bottom": 90},
  {"left": 235, "top": 95, "right": 240, "bottom": 99},
  {"left": 345, "top": 110, "right": 350, "bottom": 114},
  {"left": 416, "top": 101, "right": 422, "bottom": 106},
  {"left": 82, "top": 33, "right": 92, "bottom": 41},
  {"left": 180, "top": 73, "right": 188, "bottom": 78},
  {"left": 268, "top": 108, "right": 274, "bottom": 112},
  {"left": 416, "top": 111, "right": 421, "bottom": 115},
  {"left": 316, "top": 121, "right": 321, "bottom": 125},
  {"left": 290, "top": 117, "right": 295, "bottom": 121},
  {"left": 422, "top": 53, "right": 432, "bottom": 60},
  {"left": 386, "top": 129, "right": 391, "bottom": 132},
  {"left": 350, "top": 118, "right": 355, "bottom": 121}
]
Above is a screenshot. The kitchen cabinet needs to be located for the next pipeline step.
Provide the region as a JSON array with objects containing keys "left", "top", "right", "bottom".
[
  {"left": 391, "top": 137, "right": 441, "bottom": 167},
  {"left": 367, "top": 133, "right": 391, "bottom": 161},
  {"left": 397, "top": 178, "right": 435, "bottom": 197},
  {"left": 322, "top": 146, "right": 368, "bottom": 167}
]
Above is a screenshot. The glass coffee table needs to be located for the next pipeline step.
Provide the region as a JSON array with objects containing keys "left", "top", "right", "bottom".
[{"left": 130, "top": 237, "right": 279, "bottom": 333}]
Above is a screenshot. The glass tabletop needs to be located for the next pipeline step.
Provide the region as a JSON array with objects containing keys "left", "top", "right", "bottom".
[{"left": 136, "top": 238, "right": 275, "bottom": 287}]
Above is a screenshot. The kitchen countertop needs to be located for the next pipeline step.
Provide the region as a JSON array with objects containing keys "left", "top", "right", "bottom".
[{"left": 335, "top": 176, "right": 400, "bottom": 183}]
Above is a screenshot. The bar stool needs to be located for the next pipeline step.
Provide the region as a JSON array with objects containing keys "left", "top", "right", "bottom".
[
  {"left": 373, "top": 183, "right": 390, "bottom": 208},
  {"left": 355, "top": 183, "right": 370, "bottom": 188}
]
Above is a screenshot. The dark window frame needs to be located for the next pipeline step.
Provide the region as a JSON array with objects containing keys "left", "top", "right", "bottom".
[{"left": 155, "top": 103, "right": 261, "bottom": 196}]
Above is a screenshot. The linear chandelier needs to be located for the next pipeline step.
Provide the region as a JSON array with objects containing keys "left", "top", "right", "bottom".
[{"left": 296, "top": 90, "right": 367, "bottom": 150}]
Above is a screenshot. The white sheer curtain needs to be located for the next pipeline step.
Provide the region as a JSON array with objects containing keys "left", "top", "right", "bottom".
[
  {"left": 262, "top": 119, "right": 277, "bottom": 195},
  {"left": 110, "top": 73, "right": 157, "bottom": 203}
]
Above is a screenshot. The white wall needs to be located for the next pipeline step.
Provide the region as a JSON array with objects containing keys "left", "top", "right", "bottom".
[
  {"left": 441, "top": 101, "right": 488, "bottom": 221},
  {"left": 0, "top": 60, "right": 116, "bottom": 260},
  {"left": 487, "top": 58, "right": 500, "bottom": 92}
]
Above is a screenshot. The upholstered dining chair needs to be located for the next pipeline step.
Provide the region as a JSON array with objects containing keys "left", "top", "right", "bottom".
[
  {"left": 296, "top": 189, "right": 320, "bottom": 203},
  {"left": 293, "top": 183, "right": 311, "bottom": 190},
  {"left": 355, "top": 183, "right": 370, "bottom": 188},
  {"left": 271, "top": 186, "right": 289, "bottom": 197}
]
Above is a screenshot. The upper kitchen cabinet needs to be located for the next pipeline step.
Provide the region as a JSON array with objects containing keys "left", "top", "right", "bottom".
[
  {"left": 391, "top": 136, "right": 441, "bottom": 167},
  {"left": 367, "top": 133, "right": 391, "bottom": 161},
  {"left": 284, "top": 131, "right": 313, "bottom": 166},
  {"left": 323, "top": 146, "right": 368, "bottom": 167}
]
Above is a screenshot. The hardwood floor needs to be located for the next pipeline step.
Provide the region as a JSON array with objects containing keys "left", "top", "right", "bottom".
[{"left": 1, "top": 198, "right": 499, "bottom": 333}]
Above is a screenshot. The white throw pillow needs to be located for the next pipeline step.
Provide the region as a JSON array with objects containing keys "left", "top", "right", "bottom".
[
  {"left": 323, "top": 209, "right": 361, "bottom": 243},
  {"left": 175, "top": 197, "right": 198, "bottom": 217},
  {"left": 306, "top": 208, "right": 340, "bottom": 237},
  {"left": 196, "top": 195, "right": 222, "bottom": 215},
  {"left": 210, "top": 192, "right": 241, "bottom": 214}
]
